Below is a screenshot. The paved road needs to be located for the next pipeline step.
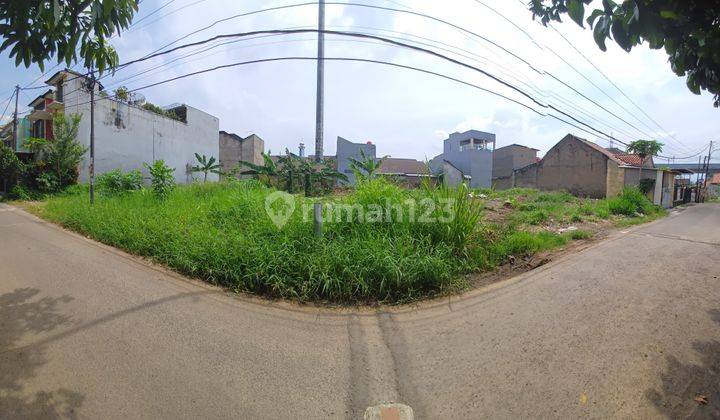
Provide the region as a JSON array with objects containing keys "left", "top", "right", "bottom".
[{"left": 1, "top": 203, "right": 719, "bottom": 419}]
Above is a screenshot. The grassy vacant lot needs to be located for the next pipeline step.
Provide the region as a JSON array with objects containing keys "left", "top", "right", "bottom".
[{"left": 25, "top": 180, "right": 665, "bottom": 304}]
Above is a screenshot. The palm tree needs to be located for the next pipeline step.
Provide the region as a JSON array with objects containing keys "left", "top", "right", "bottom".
[
  {"left": 626, "top": 140, "right": 664, "bottom": 180},
  {"left": 348, "top": 150, "right": 387, "bottom": 182},
  {"left": 191, "top": 153, "right": 222, "bottom": 182}
]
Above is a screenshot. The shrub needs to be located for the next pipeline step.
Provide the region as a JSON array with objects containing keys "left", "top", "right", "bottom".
[
  {"left": 144, "top": 160, "right": 175, "bottom": 200},
  {"left": 97, "top": 169, "right": 144, "bottom": 195},
  {"left": 0, "top": 143, "right": 24, "bottom": 180},
  {"left": 36, "top": 171, "right": 61, "bottom": 193},
  {"left": 567, "top": 230, "right": 591, "bottom": 240},
  {"left": 8, "top": 184, "right": 31, "bottom": 200},
  {"left": 608, "top": 187, "right": 656, "bottom": 216}
]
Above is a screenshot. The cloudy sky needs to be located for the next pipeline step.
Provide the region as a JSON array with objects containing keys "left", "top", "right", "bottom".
[{"left": 1, "top": 0, "right": 718, "bottom": 163}]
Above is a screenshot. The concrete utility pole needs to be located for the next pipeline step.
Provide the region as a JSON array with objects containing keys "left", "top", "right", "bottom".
[
  {"left": 11, "top": 85, "right": 19, "bottom": 151},
  {"left": 702, "top": 140, "right": 713, "bottom": 202},
  {"left": 314, "top": 0, "right": 325, "bottom": 163},
  {"left": 88, "top": 72, "right": 96, "bottom": 205}
]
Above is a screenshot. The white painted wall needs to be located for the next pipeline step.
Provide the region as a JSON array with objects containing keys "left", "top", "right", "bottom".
[{"left": 61, "top": 72, "right": 220, "bottom": 184}]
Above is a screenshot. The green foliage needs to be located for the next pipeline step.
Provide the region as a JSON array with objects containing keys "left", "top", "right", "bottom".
[
  {"left": 144, "top": 160, "right": 175, "bottom": 200},
  {"left": 240, "top": 152, "right": 346, "bottom": 196},
  {"left": 529, "top": 1, "right": 720, "bottom": 107},
  {"left": 0, "top": 142, "right": 23, "bottom": 180},
  {"left": 0, "top": 0, "right": 138, "bottom": 72},
  {"left": 191, "top": 153, "right": 222, "bottom": 182},
  {"left": 627, "top": 140, "right": 664, "bottom": 162},
  {"left": 567, "top": 229, "right": 591, "bottom": 240},
  {"left": 114, "top": 86, "right": 129, "bottom": 101},
  {"left": 8, "top": 184, "right": 31, "bottom": 200},
  {"left": 349, "top": 149, "right": 386, "bottom": 181},
  {"left": 97, "top": 169, "right": 143, "bottom": 195},
  {"left": 36, "top": 171, "right": 60, "bottom": 193},
  {"left": 25, "top": 113, "right": 87, "bottom": 192},
  {"left": 141, "top": 102, "right": 183, "bottom": 122},
  {"left": 638, "top": 178, "right": 656, "bottom": 194},
  {"left": 607, "top": 187, "right": 658, "bottom": 216}
]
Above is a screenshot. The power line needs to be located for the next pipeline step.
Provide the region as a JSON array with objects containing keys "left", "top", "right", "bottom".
[
  {"left": 547, "top": 25, "right": 693, "bottom": 154},
  {"left": 0, "top": 91, "right": 15, "bottom": 125},
  {"left": 472, "top": 0, "right": 691, "bottom": 154}
]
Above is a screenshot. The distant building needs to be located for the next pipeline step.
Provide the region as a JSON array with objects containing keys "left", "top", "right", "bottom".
[
  {"left": 219, "top": 131, "right": 264, "bottom": 178},
  {"left": 334, "top": 137, "right": 432, "bottom": 186},
  {"left": 429, "top": 130, "right": 495, "bottom": 188},
  {"left": 336, "top": 136, "right": 376, "bottom": 185},
  {"left": 23, "top": 69, "right": 220, "bottom": 184},
  {"left": 492, "top": 144, "right": 539, "bottom": 190},
  {"left": 513, "top": 134, "right": 677, "bottom": 207}
]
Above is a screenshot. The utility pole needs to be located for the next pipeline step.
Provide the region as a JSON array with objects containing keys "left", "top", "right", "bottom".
[
  {"left": 11, "top": 85, "right": 19, "bottom": 151},
  {"left": 88, "top": 72, "right": 96, "bottom": 205},
  {"left": 314, "top": 0, "right": 325, "bottom": 162},
  {"left": 702, "top": 140, "right": 713, "bottom": 203}
]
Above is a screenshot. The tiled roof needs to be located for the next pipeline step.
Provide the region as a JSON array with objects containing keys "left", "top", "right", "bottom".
[
  {"left": 613, "top": 153, "right": 646, "bottom": 167},
  {"left": 711, "top": 173, "right": 720, "bottom": 184}
]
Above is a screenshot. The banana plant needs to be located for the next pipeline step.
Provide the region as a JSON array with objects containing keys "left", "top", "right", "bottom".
[
  {"left": 191, "top": 153, "right": 222, "bottom": 182},
  {"left": 238, "top": 152, "right": 279, "bottom": 187},
  {"left": 348, "top": 149, "right": 387, "bottom": 182}
]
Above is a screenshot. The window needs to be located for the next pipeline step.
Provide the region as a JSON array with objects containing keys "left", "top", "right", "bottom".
[{"left": 33, "top": 120, "right": 45, "bottom": 139}]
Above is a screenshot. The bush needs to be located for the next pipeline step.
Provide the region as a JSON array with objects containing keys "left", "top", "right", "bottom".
[
  {"left": 97, "top": 169, "right": 144, "bottom": 195},
  {"left": 608, "top": 187, "right": 657, "bottom": 216},
  {"left": 36, "top": 171, "right": 61, "bottom": 193},
  {"left": 8, "top": 184, "right": 31, "bottom": 200},
  {"left": 144, "top": 160, "right": 175, "bottom": 200}
]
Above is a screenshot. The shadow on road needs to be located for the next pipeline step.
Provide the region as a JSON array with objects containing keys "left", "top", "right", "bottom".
[
  {"left": 0, "top": 288, "right": 85, "bottom": 418},
  {"left": 645, "top": 309, "right": 720, "bottom": 419}
]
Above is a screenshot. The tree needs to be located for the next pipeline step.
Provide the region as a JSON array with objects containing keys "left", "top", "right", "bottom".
[
  {"left": 0, "top": 0, "right": 138, "bottom": 73},
  {"left": 529, "top": 0, "right": 720, "bottom": 107},
  {"left": 238, "top": 152, "right": 279, "bottom": 187},
  {"left": 626, "top": 139, "right": 664, "bottom": 179},
  {"left": 26, "top": 113, "right": 87, "bottom": 190},
  {"left": 348, "top": 150, "right": 387, "bottom": 182},
  {"left": 0, "top": 142, "right": 24, "bottom": 190},
  {"left": 191, "top": 153, "right": 222, "bottom": 182},
  {"left": 144, "top": 160, "right": 175, "bottom": 200},
  {"left": 297, "top": 158, "right": 348, "bottom": 196}
]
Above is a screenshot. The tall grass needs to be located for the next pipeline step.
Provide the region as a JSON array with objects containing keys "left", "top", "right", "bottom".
[{"left": 32, "top": 179, "right": 625, "bottom": 303}]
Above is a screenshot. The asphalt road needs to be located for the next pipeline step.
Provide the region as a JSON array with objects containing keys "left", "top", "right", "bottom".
[{"left": 1, "top": 203, "right": 719, "bottom": 419}]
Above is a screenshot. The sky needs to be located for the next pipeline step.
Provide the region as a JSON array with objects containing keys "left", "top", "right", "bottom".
[{"left": 1, "top": 0, "right": 718, "bottom": 164}]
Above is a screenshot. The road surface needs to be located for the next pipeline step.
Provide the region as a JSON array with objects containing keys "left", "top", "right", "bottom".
[{"left": 1, "top": 203, "right": 719, "bottom": 419}]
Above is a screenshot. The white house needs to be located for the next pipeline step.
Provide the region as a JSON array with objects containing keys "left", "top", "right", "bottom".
[{"left": 27, "top": 69, "right": 220, "bottom": 184}]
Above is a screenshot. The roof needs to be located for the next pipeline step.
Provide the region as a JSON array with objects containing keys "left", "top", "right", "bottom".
[
  {"left": 711, "top": 173, "right": 720, "bottom": 184},
  {"left": 613, "top": 153, "right": 646, "bottom": 166},
  {"left": 45, "top": 68, "right": 87, "bottom": 86},
  {"left": 495, "top": 143, "right": 539, "bottom": 151},
  {"left": 27, "top": 89, "right": 54, "bottom": 107},
  {"left": 570, "top": 135, "right": 650, "bottom": 167},
  {"left": 378, "top": 158, "right": 429, "bottom": 175}
]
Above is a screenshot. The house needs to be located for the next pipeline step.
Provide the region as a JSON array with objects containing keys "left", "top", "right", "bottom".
[
  {"left": 709, "top": 173, "right": 720, "bottom": 198},
  {"left": 23, "top": 69, "right": 220, "bottom": 184},
  {"left": 492, "top": 144, "right": 539, "bottom": 190},
  {"left": 513, "top": 134, "right": 677, "bottom": 207},
  {"left": 429, "top": 130, "right": 495, "bottom": 188},
  {"left": 219, "top": 131, "right": 264, "bottom": 178},
  {"left": 337, "top": 136, "right": 377, "bottom": 185},
  {"left": 335, "top": 137, "right": 432, "bottom": 186}
]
